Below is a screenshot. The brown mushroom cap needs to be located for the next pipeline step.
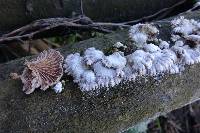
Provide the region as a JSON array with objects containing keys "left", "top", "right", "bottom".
[{"left": 21, "top": 49, "right": 64, "bottom": 94}]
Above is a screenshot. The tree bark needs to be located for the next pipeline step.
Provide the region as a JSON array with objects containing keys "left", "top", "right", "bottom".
[
  {"left": 0, "top": 10, "right": 200, "bottom": 133},
  {"left": 0, "top": 0, "right": 191, "bottom": 33}
]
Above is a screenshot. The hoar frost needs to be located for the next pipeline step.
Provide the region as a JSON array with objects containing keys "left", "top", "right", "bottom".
[
  {"left": 129, "top": 23, "right": 159, "bottom": 47},
  {"left": 64, "top": 17, "right": 200, "bottom": 92},
  {"left": 52, "top": 82, "right": 64, "bottom": 93}
]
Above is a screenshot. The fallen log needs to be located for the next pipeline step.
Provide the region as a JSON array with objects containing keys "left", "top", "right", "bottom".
[{"left": 0, "top": 10, "right": 200, "bottom": 133}]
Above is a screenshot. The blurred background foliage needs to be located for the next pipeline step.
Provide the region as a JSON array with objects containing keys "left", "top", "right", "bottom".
[
  {"left": 48, "top": 31, "right": 104, "bottom": 45},
  {"left": 0, "top": 31, "right": 104, "bottom": 63}
]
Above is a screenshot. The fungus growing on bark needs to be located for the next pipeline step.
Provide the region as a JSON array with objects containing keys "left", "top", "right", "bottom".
[
  {"left": 20, "top": 49, "right": 64, "bottom": 94},
  {"left": 63, "top": 17, "right": 200, "bottom": 92},
  {"left": 129, "top": 23, "right": 159, "bottom": 47},
  {"left": 52, "top": 81, "right": 64, "bottom": 93}
]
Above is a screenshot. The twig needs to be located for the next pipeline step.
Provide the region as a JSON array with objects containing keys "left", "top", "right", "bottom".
[
  {"left": 80, "top": 0, "right": 84, "bottom": 15},
  {"left": 186, "top": 1, "right": 200, "bottom": 12},
  {"left": 121, "top": 0, "right": 187, "bottom": 25},
  {"left": 0, "top": 0, "right": 188, "bottom": 45},
  {"left": 91, "top": 22, "right": 129, "bottom": 27},
  {"left": 0, "top": 0, "right": 188, "bottom": 44},
  {"left": 0, "top": 16, "right": 130, "bottom": 44}
]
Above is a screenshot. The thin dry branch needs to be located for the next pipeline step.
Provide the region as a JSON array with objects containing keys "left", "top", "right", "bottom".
[
  {"left": 0, "top": 0, "right": 192, "bottom": 45},
  {"left": 121, "top": 0, "right": 187, "bottom": 25},
  {"left": 0, "top": 16, "right": 129, "bottom": 44}
]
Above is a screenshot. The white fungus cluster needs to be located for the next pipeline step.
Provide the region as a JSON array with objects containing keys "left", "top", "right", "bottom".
[
  {"left": 64, "top": 17, "right": 200, "bottom": 92},
  {"left": 64, "top": 48, "right": 126, "bottom": 91},
  {"left": 129, "top": 23, "right": 159, "bottom": 47},
  {"left": 113, "top": 42, "right": 127, "bottom": 49},
  {"left": 52, "top": 81, "right": 64, "bottom": 93},
  {"left": 171, "top": 16, "right": 200, "bottom": 39}
]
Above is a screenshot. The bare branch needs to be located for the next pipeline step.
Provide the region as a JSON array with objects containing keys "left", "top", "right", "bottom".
[{"left": 0, "top": 16, "right": 130, "bottom": 44}]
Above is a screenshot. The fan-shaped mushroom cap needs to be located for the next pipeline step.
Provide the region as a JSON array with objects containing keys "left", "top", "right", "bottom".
[{"left": 21, "top": 49, "right": 64, "bottom": 94}]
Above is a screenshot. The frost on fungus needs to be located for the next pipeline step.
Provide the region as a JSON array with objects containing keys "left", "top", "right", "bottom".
[
  {"left": 52, "top": 81, "right": 64, "bottom": 93},
  {"left": 129, "top": 23, "right": 159, "bottom": 47},
  {"left": 63, "top": 17, "right": 200, "bottom": 91},
  {"left": 18, "top": 17, "right": 200, "bottom": 94},
  {"left": 64, "top": 49, "right": 126, "bottom": 91},
  {"left": 63, "top": 16, "right": 200, "bottom": 92}
]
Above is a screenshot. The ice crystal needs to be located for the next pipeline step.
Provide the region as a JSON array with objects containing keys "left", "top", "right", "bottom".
[
  {"left": 126, "top": 50, "right": 153, "bottom": 76},
  {"left": 102, "top": 52, "right": 126, "bottom": 68},
  {"left": 63, "top": 17, "right": 200, "bottom": 92},
  {"left": 79, "top": 70, "right": 97, "bottom": 91},
  {"left": 159, "top": 41, "right": 170, "bottom": 49},
  {"left": 143, "top": 43, "right": 161, "bottom": 53},
  {"left": 83, "top": 47, "right": 104, "bottom": 65},
  {"left": 171, "top": 16, "right": 199, "bottom": 35},
  {"left": 64, "top": 53, "right": 88, "bottom": 83},
  {"left": 113, "top": 42, "right": 127, "bottom": 49},
  {"left": 129, "top": 23, "right": 159, "bottom": 47},
  {"left": 93, "top": 62, "right": 122, "bottom": 88},
  {"left": 53, "top": 82, "right": 63, "bottom": 93}
]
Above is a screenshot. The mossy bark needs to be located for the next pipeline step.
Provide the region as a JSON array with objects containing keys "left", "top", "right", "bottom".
[
  {"left": 0, "top": 10, "right": 200, "bottom": 133},
  {"left": 0, "top": 0, "right": 189, "bottom": 33}
]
